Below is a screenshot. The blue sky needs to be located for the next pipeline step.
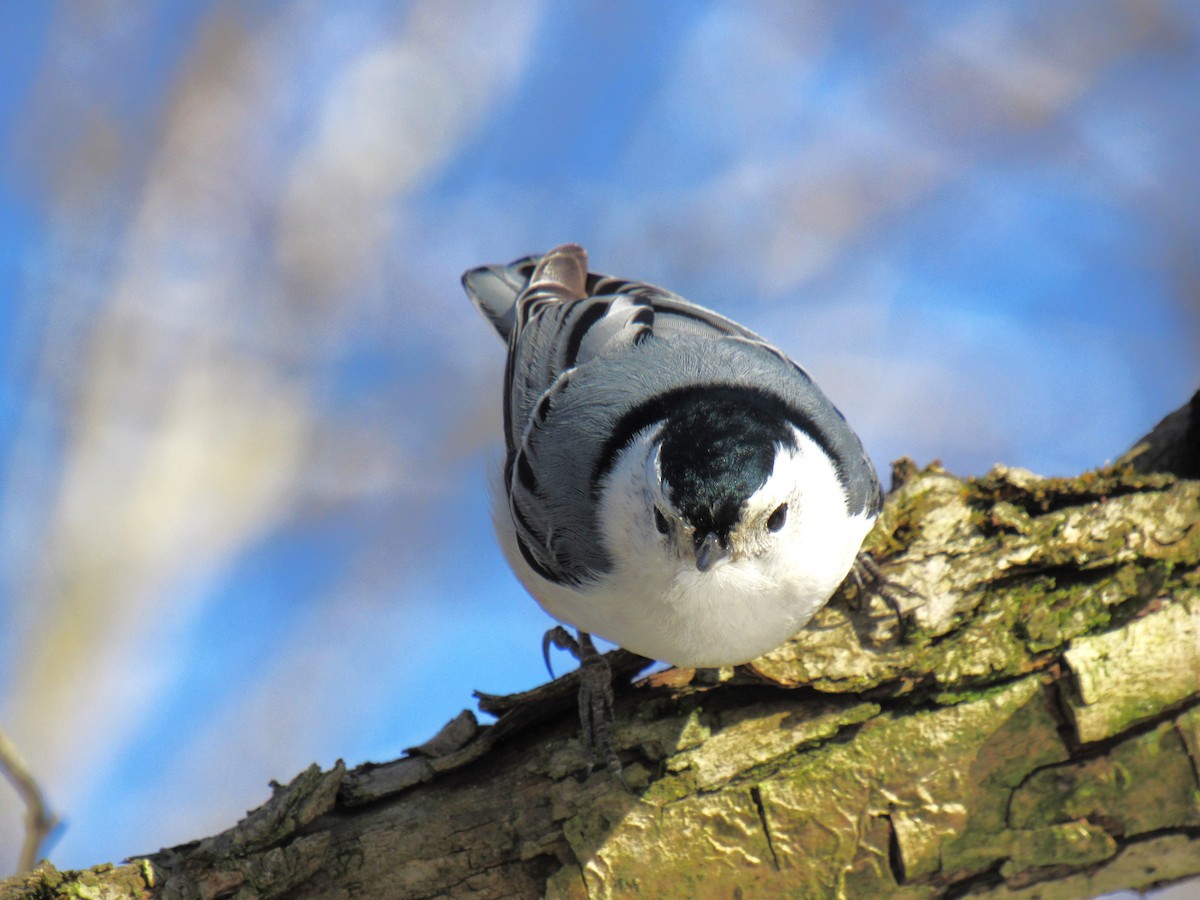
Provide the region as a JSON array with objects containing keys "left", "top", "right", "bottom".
[{"left": 0, "top": 0, "right": 1196, "bottom": 873}]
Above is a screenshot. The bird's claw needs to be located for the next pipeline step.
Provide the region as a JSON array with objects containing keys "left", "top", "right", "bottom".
[
  {"left": 541, "top": 628, "right": 625, "bottom": 783},
  {"left": 541, "top": 625, "right": 580, "bottom": 678},
  {"left": 849, "top": 550, "right": 919, "bottom": 642}
]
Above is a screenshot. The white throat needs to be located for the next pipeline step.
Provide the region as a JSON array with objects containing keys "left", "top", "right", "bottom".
[
  {"left": 493, "top": 424, "right": 875, "bottom": 667},
  {"left": 589, "top": 425, "right": 874, "bottom": 665}
]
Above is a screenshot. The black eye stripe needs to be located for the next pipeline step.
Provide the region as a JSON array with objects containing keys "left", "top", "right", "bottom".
[
  {"left": 654, "top": 508, "right": 670, "bottom": 535},
  {"left": 767, "top": 503, "right": 788, "bottom": 532}
]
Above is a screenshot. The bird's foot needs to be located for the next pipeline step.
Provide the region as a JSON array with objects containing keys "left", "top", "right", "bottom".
[
  {"left": 542, "top": 625, "right": 580, "bottom": 678},
  {"left": 848, "top": 551, "right": 919, "bottom": 643},
  {"left": 542, "top": 627, "right": 627, "bottom": 787}
]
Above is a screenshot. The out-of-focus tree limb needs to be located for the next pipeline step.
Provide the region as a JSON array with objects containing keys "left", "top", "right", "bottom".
[
  {"left": 1, "top": 391, "right": 1198, "bottom": 899},
  {"left": 1116, "top": 388, "right": 1200, "bottom": 478},
  {"left": 0, "top": 730, "right": 57, "bottom": 876}
]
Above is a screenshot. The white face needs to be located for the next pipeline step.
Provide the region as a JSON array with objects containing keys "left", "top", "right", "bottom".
[
  {"left": 604, "top": 422, "right": 868, "bottom": 586},
  {"left": 643, "top": 432, "right": 807, "bottom": 570},
  {"left": 588, "top": 422, "right": 874, "bottom": 666}
]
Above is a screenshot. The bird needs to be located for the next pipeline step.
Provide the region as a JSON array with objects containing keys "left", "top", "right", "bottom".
[{"left": 463, "top": 244, "right": 882, "bottom": 774}]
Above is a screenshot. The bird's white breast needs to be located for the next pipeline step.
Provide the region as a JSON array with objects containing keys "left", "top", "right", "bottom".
[{"left": 494, "top": 428, "right": 875, "bottom": 668}]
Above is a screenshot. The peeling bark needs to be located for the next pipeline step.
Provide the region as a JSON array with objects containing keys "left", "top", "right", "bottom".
[{"left": 3, "top": 396, "right": 1199, "bottom": 899}]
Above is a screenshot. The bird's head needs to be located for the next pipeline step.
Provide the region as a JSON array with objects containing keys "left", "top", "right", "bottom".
[{"left": 647, "top": 391, "right": 799, "bottom": 572}]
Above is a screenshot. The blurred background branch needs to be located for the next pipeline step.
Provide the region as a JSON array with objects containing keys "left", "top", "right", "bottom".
[{"left": 0, "top": 729, "right": 57, "bottom": 875}]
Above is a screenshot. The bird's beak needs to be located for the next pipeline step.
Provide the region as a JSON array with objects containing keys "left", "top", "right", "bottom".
[{"left": 694, "top": 532, "right": 729, "bottom": 572}]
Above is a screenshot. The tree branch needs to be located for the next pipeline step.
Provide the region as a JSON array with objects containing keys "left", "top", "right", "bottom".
[
  {"left": 3, "top": 393, "right": 1198, "bottom": 898},
  {"left": 0, "top": 729, "right": 58, "bottom": 876}
]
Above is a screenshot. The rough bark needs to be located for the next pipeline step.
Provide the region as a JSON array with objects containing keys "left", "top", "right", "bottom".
[{"left": 4, "top": 393, "right": 1199, "bottom": 899}]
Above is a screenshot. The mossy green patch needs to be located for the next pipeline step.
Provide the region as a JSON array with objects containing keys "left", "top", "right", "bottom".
[{"left": 1010, "top": 719, "right": 1200, "bottom": 836}]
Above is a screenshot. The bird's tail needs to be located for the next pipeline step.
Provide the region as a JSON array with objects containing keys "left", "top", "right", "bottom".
[
  {"left": 462, "top": 244, "right": 588, "bottom": 342},
  {"left": 527, "top": 243, "right": 588, "bottom": 303}
]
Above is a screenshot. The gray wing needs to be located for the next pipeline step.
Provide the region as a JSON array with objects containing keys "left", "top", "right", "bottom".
[
  {"left": 463, "top": 245, "right": 882, "bottom": 587},
  {"left": 461, "top": 256, "right": 537, "bottom": 342}
]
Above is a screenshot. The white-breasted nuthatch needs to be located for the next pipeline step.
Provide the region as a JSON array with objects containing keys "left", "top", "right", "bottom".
[{"left": 464, "top": 244, "right": 882, "bottom": 771}]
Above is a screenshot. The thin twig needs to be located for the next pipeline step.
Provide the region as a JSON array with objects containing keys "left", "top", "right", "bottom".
[{"left": 0, "top": 727, "right": 57, "bottom": 874}]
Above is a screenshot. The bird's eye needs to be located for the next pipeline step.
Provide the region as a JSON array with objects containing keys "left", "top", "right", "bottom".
[
  {"left": 654, "top": 507, "right": 670, "bottom": 535},
  {"left": 767, "top": 503, "right": 788, "bottom": 532}
]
